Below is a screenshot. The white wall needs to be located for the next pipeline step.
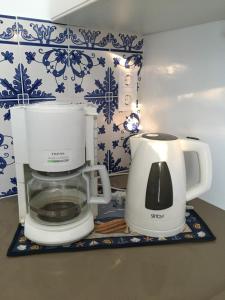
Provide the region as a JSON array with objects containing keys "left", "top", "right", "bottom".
[
  {"left": 0, "top": 0, "right": 50, "bottom": 19},
  {"left": 0, "top": 0, "right": 87, "bottom": 20},
  {"left": 140, "top": 20, "right": 225, "bottom": 210},
  {"left": 49, "top": 0, "right": 97, "bottom": 22}
]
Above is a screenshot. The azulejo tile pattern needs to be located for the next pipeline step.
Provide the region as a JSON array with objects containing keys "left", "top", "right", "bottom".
[
  {"left": 68, "top": 25, "right": 143, "bottom": 52},
  {"left": 0, "top": 14, "right": 143, "bottom": 197},
  {"left": 24, "top": 47, "right": 106, "bottom": 94}
]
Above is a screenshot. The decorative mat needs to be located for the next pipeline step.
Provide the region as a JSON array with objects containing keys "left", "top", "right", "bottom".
[{"left": 7, "top": 209, "right": 215, "bottom": 257}]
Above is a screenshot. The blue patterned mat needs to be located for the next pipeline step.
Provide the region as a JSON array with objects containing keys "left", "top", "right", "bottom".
[{"left": 7, "top": 209, "right": 215, "bottom": 257}]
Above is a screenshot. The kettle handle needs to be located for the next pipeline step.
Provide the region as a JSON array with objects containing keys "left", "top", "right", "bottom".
[
  {"left": 180, "top": 139, "right": 212, "bottom": 201},
  {"left": 82, "top": 165, "right": 111, "bottom": 204}
]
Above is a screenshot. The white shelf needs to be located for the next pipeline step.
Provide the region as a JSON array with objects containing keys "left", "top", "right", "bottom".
[{"left": 51, "top": 0, "right": 225, "bottom": 35}]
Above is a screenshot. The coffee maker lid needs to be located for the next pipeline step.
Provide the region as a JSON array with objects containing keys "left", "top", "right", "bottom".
[
  {"left": 142, "top": 133, "right": 177, "bottom": 141},
  {"left": 31, "top": 169, "right": 81, "bottom": 181},
  {"left": 26, "top": 102, "right": 84, "bottom": 112}
]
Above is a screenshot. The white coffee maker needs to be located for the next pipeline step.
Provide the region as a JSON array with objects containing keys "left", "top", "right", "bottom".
[{"left": 11, "top": 102, "right": 111, "bottom": 245}]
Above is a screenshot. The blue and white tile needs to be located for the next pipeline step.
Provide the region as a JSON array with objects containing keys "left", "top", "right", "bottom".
[
  {"left": 0, "top": 15, "right": 18, "bottom": 44},
  {"left": 0, "top": 132, "right": 16, "bottom": 197},
  {"left": 0, "top": 42, "right": 19, "bottom": 197},
  {"left": 17, "top": 19, "right": 69, "bottom": 100},
  {"left": 109, "top": 111, "right": 133, "bottom": 172},
  {"left": 98, "top": 110, "right": 134, "bottom": 172},
  {"left": 84, "top": 65, "right": 118, "bottom": 124},
  {"left": 88, "top": 63, "right": 129, "bottom": 171},
  {"left": 67, "top": 48, "right": 111, "bottom": 103},
  {"left": 107, "top": 31, "right": 144, "bottom": 53},
  {"left": 17, "top": 18, "right": 68, "bottom": 47},
  {"left": 97, "top": 113, "right": 110, "bottom": 165},
  {"left": 110, "top": 51, "right": 143, "bottom": 79},
  {"left": 0, "top": 14, "right": 144, "bottom": 196},
  {"left": 68, "top": 25, "right": 110, "bottom": 51},
  {"left": 109, "top": 50, "right": 143, "bottom": 118},
  {"left": 0, "top": 44, "right": 22, "bottom": 117},
  {"left": 0, "top": 107, "right": 17, "bottom": 197},
  {"left": 19, "top": 45, "right": 70, "bottom": 101},
  {"left": 81, "top": 50, "right": 140, "bottom": 171},
  {"left": 102, "top": 51, "right": 142, "bottom": 171}
]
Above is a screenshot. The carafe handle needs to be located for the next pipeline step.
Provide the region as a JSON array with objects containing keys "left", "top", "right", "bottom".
[
  {"left": 180, "top": 139, "right": 212, "bottom": 201},
  {"left": 82, "top": 165, "right": 111, "bottom": 204}
]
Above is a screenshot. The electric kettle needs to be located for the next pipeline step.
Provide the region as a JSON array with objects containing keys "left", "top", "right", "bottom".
[{"left": 125, "top": 133, "right": 212, "bottom": 237}]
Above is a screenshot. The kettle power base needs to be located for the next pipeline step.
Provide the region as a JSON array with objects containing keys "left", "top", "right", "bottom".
[{"left": 7, "top": 209, "right": 215, "bottom": 257}]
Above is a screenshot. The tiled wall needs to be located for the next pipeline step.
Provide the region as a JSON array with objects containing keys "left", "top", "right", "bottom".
[{"left": 0, "top": 14, "right": 143, "bottom": 198}]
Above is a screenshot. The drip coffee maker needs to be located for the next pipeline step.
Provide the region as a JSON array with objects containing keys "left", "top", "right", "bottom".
[{"left": 11, "top": 103, "right": 111, "bottom": 245}]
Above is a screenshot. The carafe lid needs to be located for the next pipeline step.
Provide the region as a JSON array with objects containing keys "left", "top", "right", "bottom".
[{"left": 142, "top": 133, "right": 177, "bottom": 141}]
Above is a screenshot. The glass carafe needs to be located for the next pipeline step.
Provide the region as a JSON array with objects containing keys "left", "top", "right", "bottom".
[{"left": 27, "top": 170, "right": 89, "bottom": 226}]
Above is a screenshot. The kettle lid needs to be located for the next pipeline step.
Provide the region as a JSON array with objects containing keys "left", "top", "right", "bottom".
[{"left": 142, "top": 133, "right": 177, "bottom": 141}]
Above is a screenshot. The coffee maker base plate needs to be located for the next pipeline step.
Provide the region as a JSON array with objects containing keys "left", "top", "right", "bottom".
[{"left": 24, "top": 211, "right": 94, "bottom": 246}]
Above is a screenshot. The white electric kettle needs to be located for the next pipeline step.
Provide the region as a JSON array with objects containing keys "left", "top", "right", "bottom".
[{"left": 125, "top": 133, "right": 212, "bottom": 237}]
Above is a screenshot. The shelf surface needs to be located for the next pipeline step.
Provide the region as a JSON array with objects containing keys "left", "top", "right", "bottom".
[{"left": 53, "top": 0, "right": 225, "bottom": 35}]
